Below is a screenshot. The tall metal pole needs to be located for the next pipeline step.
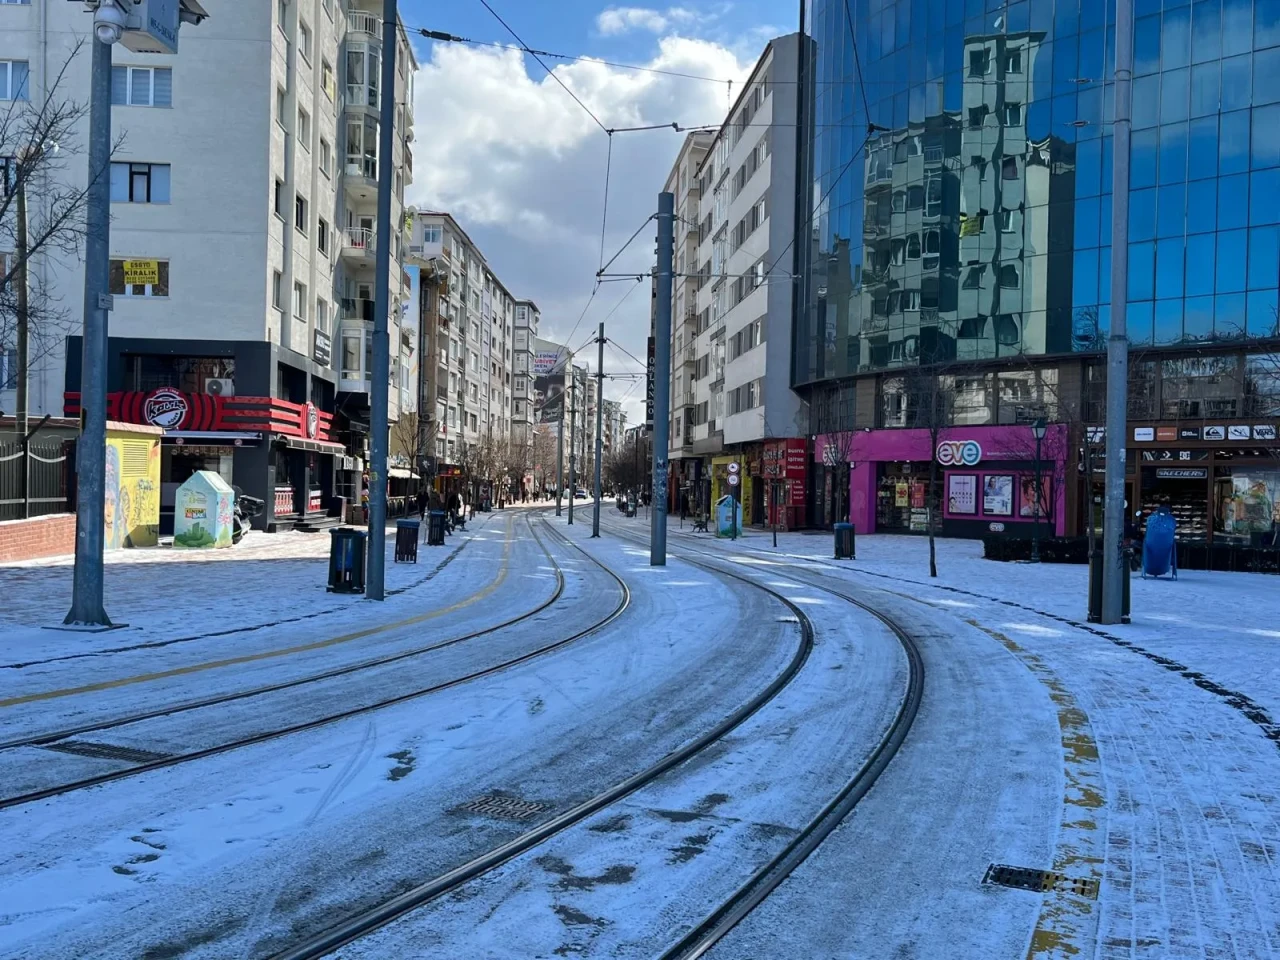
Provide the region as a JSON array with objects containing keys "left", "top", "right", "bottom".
[
  {"left": 1102, "top": 0, "right": 1133, "bottom": 624},
  {"left": 65, "top": 38, "right": 112, "bottom": 627},
  {"left": 1032, "top": 432, "right": 1043, "bottom": 563},
  {"left": 555, "top": 413, "right": 563, "bottom": 516},
  {"left": 365, "top": 0, "right": 398, "bottom": 601},
  {"left": 15, "top": 176, "right": 30, "bottom": 519},
  {"left": 592, "top": 322, "right": 604, "bottom": 537},
  {"left": 651, "top": 192, "right": 674, "bottom": 565},
  {"left": 568, "top": 371, "right": 576, "bottom": 525}
]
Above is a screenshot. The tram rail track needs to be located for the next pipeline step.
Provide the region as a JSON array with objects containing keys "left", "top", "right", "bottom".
[{"left": 0, "top": 516, "right": 628, "bottom": 811}]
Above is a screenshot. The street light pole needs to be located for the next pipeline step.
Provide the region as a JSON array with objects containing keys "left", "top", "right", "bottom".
[
  {"left": 364, "top": 0, "right": 398, "bottom": 601},
  {"left": 1102, "top": 0, "right": 1134, "bottom": 623},
  {"left": 1031, "top": 417, "right": 1046, "bottom": 563},
  {"left": 592, "top": 322, "right": 604, "bottom": 537},
  {"left": 651, "top": 192, "right": 674, "bottom": 565},
  {"left": 15, "top": 166, "right": 30, "bottom": 519},
  {"left": 568, "top": 372, "right": 576, "bottom": 525},
  {"left": 64, "top": 36, "right": 113, "bottom": 627}
]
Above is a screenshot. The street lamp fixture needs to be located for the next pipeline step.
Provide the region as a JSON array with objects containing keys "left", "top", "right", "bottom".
[{"left": 1031, "top": 417, "right": 1047, "bottom": 563}]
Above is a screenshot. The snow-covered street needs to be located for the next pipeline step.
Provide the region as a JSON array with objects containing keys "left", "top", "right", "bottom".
[{"left": 0, "top": 506, "right": 1277, "bottom": 958}]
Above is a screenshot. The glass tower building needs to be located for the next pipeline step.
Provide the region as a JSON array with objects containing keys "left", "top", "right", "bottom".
[{"left": 794, "top": 0, "right": 1280, "bottom": 542}]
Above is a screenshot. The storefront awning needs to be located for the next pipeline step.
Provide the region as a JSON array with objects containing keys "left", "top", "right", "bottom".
[
  {"left": 164, "top": 430, "right": 262, "bottom": 444},
  {"left": 282, "top": 435, "right": 347, "bottom": 455},
  {"left": 388, "top": 467, "right": 420, "bottom": 479}
]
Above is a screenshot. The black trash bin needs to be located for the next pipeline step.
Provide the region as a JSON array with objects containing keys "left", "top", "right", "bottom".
[
  {"left": 427, "top": 510, "right": 447, "bottom": 546},
  {"left": 395, "top": 519, "right": 420, "bottom": 563},
  {"left": 834, "top": 522, "right": 856, "bottom": 559},
  {"left": 328, "top": 527, "right": 367, "bottom": 593},
  {"left": 1087, "top": 548, "right": 1131, "bottom": 623}
]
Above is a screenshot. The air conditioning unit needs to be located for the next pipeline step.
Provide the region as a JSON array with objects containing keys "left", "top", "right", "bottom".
[{"left": 205, "top": 377, "right": 235, "bottom": 397}]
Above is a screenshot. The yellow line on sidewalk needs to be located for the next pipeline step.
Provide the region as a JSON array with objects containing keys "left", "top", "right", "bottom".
[
  {"left": 966, "top": 619, "right": 1105, "bottom": 960},
  {"left": 1, "top": 520, "right": 514, "bottom": 709}
]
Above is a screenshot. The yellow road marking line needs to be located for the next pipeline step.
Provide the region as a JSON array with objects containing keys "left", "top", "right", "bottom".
[
  {"left": 1, "top": 519, "right": 515, "bottom": 709},
  {"left": 965, "top": 619, "right": 1104, "bottom": 960}
]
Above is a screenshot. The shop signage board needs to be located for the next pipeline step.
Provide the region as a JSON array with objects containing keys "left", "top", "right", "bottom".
[
  {"left": 947, "top": 474, "right": 977, "bottom": 514},
  {"left": 1133, "top": 427, "right": 1155, "bottom": 441},
  {"left": 1203, "top": 426, "right": 1226, "bottom": 440},
  {"left": 982, "top": 475, "right": 1014, "bottom": 516},
  {"left": 936, "top": 439, "right": 982, "bottom": 466},
  {"left": 1141, "top": 449, "right": 1209, "bottom": 462},
  {"left": 1179, "top": 428, "right": 1200, "bottom": 440},
  {"left": 1156, "top": 467, "right": 1208, "bottom": 479},
  {"left": 1228, "top": 425, "right": 1251, "bottom": 440},
  {"left": 1255, "top": 425, "right": 1277, "bottom": 441},
  {"left": 1156, "top": 426, "right": 1178, "bottom": 441}
]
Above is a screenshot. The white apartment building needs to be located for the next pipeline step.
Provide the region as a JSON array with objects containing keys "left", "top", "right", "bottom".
[
  {"left": 0, "top": 0, "right": 416, "bottom": 531},
  {"left": 408, "top": 211, "right": 520, "bottom": 482},
  {"left": 683, "top": 34, "right": 805, "bottom": 521},
  {"left": 512, "top": 298, "right": 540, "bottom": 449}
]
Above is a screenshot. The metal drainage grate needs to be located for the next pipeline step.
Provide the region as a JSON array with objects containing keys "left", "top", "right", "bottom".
[
  {"left": 983, "top": 863, "right": 1100, "bottom": 900},
  {"left": 42, "top": 740, "right": 172, "bottom": 765},
  {"left": 456, "top": 795, "right": 549, "bottom": 822}
]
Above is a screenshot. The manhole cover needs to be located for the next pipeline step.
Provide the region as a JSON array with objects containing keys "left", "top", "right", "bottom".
[
  {"left": 456, "top": 794, "right": 549, "bottom": 821},
  {"left": 983, "top": 863, "right": 1099, "bottom": 900},
  {"left": 42, "top": 740, "right": 172, "bottom": 765}
]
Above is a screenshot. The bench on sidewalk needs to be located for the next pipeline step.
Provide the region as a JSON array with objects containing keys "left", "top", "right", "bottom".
[{"left": 692, "top": 514, "right": 709, "bottom": 533}]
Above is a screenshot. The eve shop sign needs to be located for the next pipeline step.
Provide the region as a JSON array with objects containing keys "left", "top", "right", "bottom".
[{"left": 937, "top": 439, "right": 982, "bottom": 467}]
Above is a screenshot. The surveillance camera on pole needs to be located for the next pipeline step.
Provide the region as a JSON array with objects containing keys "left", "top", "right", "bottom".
[{"left": 88, "top": 0, "right": 132, "bottom": 45}]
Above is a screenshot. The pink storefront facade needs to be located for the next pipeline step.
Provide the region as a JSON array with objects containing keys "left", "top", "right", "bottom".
[{"left": 815, "top": 423, "right": 1069, "bottom": 538}]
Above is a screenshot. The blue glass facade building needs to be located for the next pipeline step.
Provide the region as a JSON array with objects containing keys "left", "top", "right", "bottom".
[{"left": 794, "top": 0, "right": 1280, "bottom": 539}]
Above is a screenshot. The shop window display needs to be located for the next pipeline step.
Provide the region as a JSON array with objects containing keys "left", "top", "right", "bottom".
[{"left": 1216, "top": 469, "right": 1280, "bottom": 544}]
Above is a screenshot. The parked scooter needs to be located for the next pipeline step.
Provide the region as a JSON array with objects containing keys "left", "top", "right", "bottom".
[{"left": 232, "top": 488, "right": 265, "bottom": 544}]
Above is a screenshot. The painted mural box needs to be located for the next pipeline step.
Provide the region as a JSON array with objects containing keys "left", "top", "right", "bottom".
[
  {"left": 104, "top": 421, "right": 162, "bottom": 549},
  {"left": 173, "top": 470, "right": 234, "bottom": 549}
]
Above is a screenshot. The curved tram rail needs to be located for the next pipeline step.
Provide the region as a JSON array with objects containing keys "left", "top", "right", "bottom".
[{"left": 0, "top": 517, "right": 628, "bottom": 811}]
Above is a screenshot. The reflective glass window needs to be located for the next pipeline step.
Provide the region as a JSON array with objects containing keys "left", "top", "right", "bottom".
[
  {"left": 1154, "top": 298, "right": 1184, "bottom": 344},
  {"left": 1252, "top": 104, "right": 1280, "bottom": 167},
  {"left": 1251, "top": 169, "right": 1280, "bottom": 224},
  {"left": 1159, "top": 122, "right": 1189, "bottom": 183},
  {"left": 1189, "top": 116, "right": 1219, "bottom": 178},
  {"left": 1131, "top": 187, "right": 1158, "bottom": 242},
  {"left": 1219, "top": 173, "right": 1250, "bottom": 230},
  {"left": 1130, "top": 241, "right": 1156, "bottom": 300},
  {"left": 1217, "top": 293, "right": 1248, "bottom": 336},
  {"left": 1134, "top": 14, "right": 1161, "bottom": 74},
  {"left": 1076, "top": 138, "right": 1103, "bottom": 195},
  {"left": 1190, "top": 62, "right": 1220, "bottom": 116},
  {"left": 1248, "top": 225, "right": 1280, "bottom": 288},
  {"left": 1129, "top": 301, "right": 1155, "bottom": 345},
  {"left": 1161, "top": 68, "right": 1190, "bottom": 122},
  {"left": 1132, "top": 128, "right": 1159, "bottom": 186},
  {"left": 1217, "top": 229, "right": 1249, "bottom": 292},
  {"left": 1221, "top": 109, "right": 1252, "bottom": 174},
  {"left": 1163, "top": 7, "right": 1192, "bottom": 67},
  {"left": 1246, "top": 290, "right": 1279, "bottom": 336},
  {"left": 1133, "top": 75, "right": 1161, "bottom": 127},
  {"left": 1221, "top": 54, "right": 1252, "bottom": 110},
  {"left": 1186, "top": 180, "right": 1217, "bottom": 231},
  {"left": 1258, "top": 0, "right": 1280, "bottom": 48},
  {"left": 1076, "top": 195, "right": 1102, "bottom": 246},
  {"left": 1192, "top": 0, "right": 1222, "bottom": 63},
  {"left": 1184, "top": 296, "right": 1215, "bottom": 339},
  {"left": 1075, "top": 249, "right": 1100, "bottom": 307},
  {"left": 1223, "top": 0, "right": 1254, "bottom": 56},
  {"left": 1156, "top": 237, "right": 1186, "bottom": 298},
  {"left": 1185, "top": 233, "right": 1217, "bottom": 294},
  {"left": 1256, "top": 48, "right": 1280, "bottom": 102},
  {"left": 1157, "top": 183, "right": 1187, "bottom": 237}
]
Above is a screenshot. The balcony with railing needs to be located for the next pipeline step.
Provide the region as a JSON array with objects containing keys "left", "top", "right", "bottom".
[
  {"left": 342, "top": 227, "right": 376, "bottom": 261},
  {"left": 347, "top": 10, "right": 382, "bottom": 39}
]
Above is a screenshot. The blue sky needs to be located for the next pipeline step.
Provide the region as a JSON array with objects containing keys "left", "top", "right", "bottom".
[{"left": 398, "top": 2, "right": 794, "bottom": 424}]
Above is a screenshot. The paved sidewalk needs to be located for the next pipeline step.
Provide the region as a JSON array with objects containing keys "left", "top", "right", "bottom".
[
  {"left": 0, "top": 512, "right": 504, "bottom": 664},
  {"left": 654, "top": 522, "right": 1280, "bottom": 959}
]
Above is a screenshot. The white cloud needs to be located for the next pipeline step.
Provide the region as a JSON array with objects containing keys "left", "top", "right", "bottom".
[
  {"left": 595, "top": 6, "right": 698, "bottom": 36},
  {"left": 408, "top": 36, "right": 749, "bottom": 427}
]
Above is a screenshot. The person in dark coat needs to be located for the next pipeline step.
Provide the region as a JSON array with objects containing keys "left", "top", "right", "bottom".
[{"left": 416, "top": 489, "right": 429, "bottom": 521}]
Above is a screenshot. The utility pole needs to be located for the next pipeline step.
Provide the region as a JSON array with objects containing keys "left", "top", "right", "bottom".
[
  {"left": 15, "top": 164, "right": 30, "bottom": 519},
  {"left": 555, "top": 409, "right": 564, "bottom": 516},
  {"left": 592, "top": 322, "right": 604, "bottom": 537},
  {"left": 651, "top": 192, "right": 674, "bottom": 565},
  {"left": 64, "top": 37, "right": 113, "bottom": 627},
  {"left": 568, "top": 370, "right": 576, "bottom": 525},
  {"left": 365, "top": 0, "right": 398, "bottom": 601},
  {"left": 1101, "top": 0, "right": 1133, "bottom": 624}
]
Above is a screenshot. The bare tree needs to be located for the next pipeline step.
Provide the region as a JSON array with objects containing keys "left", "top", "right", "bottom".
[
  {"left": 1, "top": 43, "right": 108, "bottom": 382},
  {"left": 390, "top": 411, "right": 436, "bottom": 493}
]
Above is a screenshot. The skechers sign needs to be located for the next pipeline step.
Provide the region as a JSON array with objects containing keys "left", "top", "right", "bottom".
[{"left": 936, "top": 440, "right": 982, "bottom": 466}]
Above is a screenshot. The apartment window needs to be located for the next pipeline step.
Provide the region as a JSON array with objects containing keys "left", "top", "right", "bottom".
[
  {"left": 109, "top": 162, "right": 170, "bottom": 204},
  {"left": 272, "top": 270, "right": 283, "bottom": 309},
  {"left": 317, "top": 217, "right": 329, "bottom": 256},
  {"left": 963, "top": 265, "right": 986, "bottom": 288},
  {"left": 0, "top": 60, "right": 29, "bottom": 101},
  {"left": 319, "top": 138, "right": 331, "bottom": 176},
  {"left": 999, "top": 263, "right": 1020, "bottom": 288},
  {"left": 1002, "top": 102, "right": 1023, "bottom": 126},
  {"left": 999, "top": 208, "right": 1016, "bottom": 233},
  {"left": 321, "top": 0, "right": 332, "bottom": 19},
  {"left": 321, "top": 59, "right": 336, "bottom": 102},
  {"left": 298, "top": 20, "right": 312, "bottom": 62},
  {"left": 297, "top": 107, "right": 310, "bottom": 149},
  {"left": 276, "top": 86, "right": 287, "bottom": 128},
  {"left": 109, "top": 258, "right": 170, "bottom": 298},
  {"left": 968, "top": 104, "right": 990, "bottom": 128},
  {"left": 1004, "top": 50, "right": 1023, "bottom": 74},
  {"left": 293, "top": 281, "right": 307, "bottom": 321},
  {"left": 294, "top": 194, "right": 307, "bottom": 234},
  {"left": 111, "top": 66, "right": 171, "bottom": 107},
  {"left": 277, "top": 0, "right": 288, "bottom": 28},
  {"left": 422, "top": 224, "right": 442, "bottom": 244},
  {"left": 469, "top": 413, "right": 477, "bottom": 431},
  {"left": 515, "top": 377, "right": 526, "bottom": 392},
  {"left": 968, "top": 49, "right": 991, "bottom": 77},
  {"left": 274, "top": 179, "right": 285, "bottom": 218}
]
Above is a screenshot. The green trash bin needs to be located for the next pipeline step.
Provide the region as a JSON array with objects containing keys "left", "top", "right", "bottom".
[
  {"left": 834, "top": 522, "right": 855, "bottom": 559},
  {"left": 328, "top": 528, "right": 367, "bottom": 593}
]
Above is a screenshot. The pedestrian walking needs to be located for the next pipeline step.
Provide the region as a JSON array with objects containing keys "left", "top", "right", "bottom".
[{"left": 416, "top": 489, "right": 428, "bottom": 521}]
